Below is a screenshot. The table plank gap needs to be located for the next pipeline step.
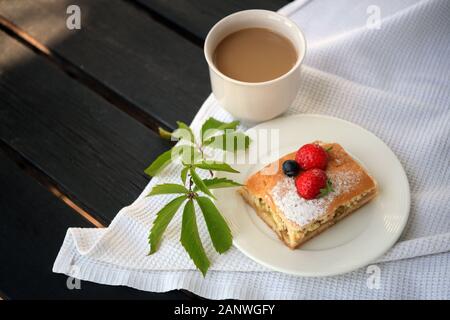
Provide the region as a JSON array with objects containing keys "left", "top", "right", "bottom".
[
  {"left": 0, "top": 0, "right": 211, "bottom": 129},
  {"left": 0, "top": 150, "right": 191, "bottom": 299},
  {"left": 135, "top": 0, "right": 291, "bottom": 40},
  {"left": 0, "top": 30, "right": 173, "bottom": 223},
  {"left": 124, "top": 0, "right": 204, "bottom": 47},
  {"left": 0, "top": 140, "right": 106, "bottom": 228},
  {"left": 0, "top": 15, "right": 169, "bottom": 133}
]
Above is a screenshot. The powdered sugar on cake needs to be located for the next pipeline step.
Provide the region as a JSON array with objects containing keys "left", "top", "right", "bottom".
[{"left": 270, "top": 171, "right": 362, "bottom": 227}]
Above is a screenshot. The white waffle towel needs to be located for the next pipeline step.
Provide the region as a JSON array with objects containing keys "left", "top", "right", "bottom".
[{"left": 53, "top": 0, "right": 450, "bottom": 299}]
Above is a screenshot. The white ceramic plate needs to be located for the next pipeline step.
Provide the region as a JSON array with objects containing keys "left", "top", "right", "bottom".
[{"left": 213, "top": 114, "right": 410, "bottom": 276}]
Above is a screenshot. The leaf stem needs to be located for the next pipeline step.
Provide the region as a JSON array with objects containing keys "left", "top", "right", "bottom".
[
  {"left": 187, "top": 176, "right": 199, "bottom": 199},
  {"left": 198, "top": 143, "right": 213, "bottom": 177},
  {"left": 188, "top": 175, "right": 193, "bottom": 192}
]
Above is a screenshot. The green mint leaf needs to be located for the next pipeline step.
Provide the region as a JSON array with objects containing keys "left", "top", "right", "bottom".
[
  {"left": 319, "top": 179, "right": 334, "bottom": 198},
  {"left": 194, "top": 178, "right": 242, "bottom": 191},
  {"left": 172, "top": 121, "right": 195, "bottom": 143},
  {"left": 325, "top": 146, "right": 333, "bottom": 152},
  {"left": 204, "top": 131, "right": 251, "bottom": 152},
  {"left": 190, "top": 167, "right": 216, "bottom": 199},
  {"left": 158, "top": 127, "right": 173, "bottom": 140},
  {"left": 201, "top": 118, "right": 239, "bottom": 141},
  {"left": 180, "top": 200, "right": 210, "bottom": 276},
  {"left": 148, "top": 195, "right": 187, "bottom": 254},
  {"left": 180, "top": 166, "right": 189, "bottom": 185},
  {"left": 147, "top": 183, "right": 188, "bottom": 196},
  {"left": 194, "top": 161, "right": 239, "bottom": 173},
  {"left": 196, "top": 196, "right": 232, "bottom": 254},
  {"left": 144, "top": 148, "right": 173, "bottom": 177}
]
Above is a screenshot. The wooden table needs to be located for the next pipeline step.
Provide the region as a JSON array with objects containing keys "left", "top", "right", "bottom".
[{"left": 0, "top": 0, "right": 289, "bottom": 299}]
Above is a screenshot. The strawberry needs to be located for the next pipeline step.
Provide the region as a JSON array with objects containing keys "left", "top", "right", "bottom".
[
  {"left": 295, "top": 169, "right": 334, "bottom": 200},
  {"left": 295, "top": 143, "right": 328, "bottom": 170}
]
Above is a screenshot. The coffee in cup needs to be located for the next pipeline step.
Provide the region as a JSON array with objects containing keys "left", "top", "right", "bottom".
[
  {"left": 213, "top": 27, "right": 297, "bottom": 83},
  {"left": 204, "top": 10, "right": 306, "bottom": 123}
]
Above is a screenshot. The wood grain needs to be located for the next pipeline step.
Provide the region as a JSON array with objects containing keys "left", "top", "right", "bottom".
[
  {"left": 0, "top": 0, "right": 291, "bottom": 299},
  {"left": 0, "top": 151, "right": 190, "bottom": 299},
  {"left": 0, "top": 31, "right": 171, "bottom": 223},
  {"left": 135, "top": 0, "right": 290, "bottom": 40},
  {"left": 0, "top": 0, "right": 210, "bottom": 129}
]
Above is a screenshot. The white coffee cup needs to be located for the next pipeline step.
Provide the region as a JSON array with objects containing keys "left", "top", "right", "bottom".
[{"left": 204, "top": 10, "right": 306, "bottom": 123}]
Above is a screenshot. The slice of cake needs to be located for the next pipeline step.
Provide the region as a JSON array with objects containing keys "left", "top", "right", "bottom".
[{"left": 238, "top": 142, "right": 378, "bottom": 249}]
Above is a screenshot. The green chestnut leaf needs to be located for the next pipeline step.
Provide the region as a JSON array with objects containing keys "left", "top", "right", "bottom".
[
  {"left": 196, "top": 196, "right": 232, "bottom": 254},
  {"left": 148, "top": 195, "right": 187, "bottom": 254},
  {"left": 194, "top": 161, "right": 239, "bottom": 173},
  {"left": 194, "top": 177, "right": 242, "bottom": 191},
  {"left": 147, "top": 183, "right": 188, "bottom": 196},
  {"left": 180, "top": 200, "right": 210, "bottom": 277},
  {"left": 201, "top": 118, "right": 239, "bottom": 141},
  {"left": 190, "top": 167, "right": 215, "bottom": 199}
]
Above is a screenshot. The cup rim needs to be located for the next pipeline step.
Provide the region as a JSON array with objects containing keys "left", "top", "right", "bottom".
[{"left": 204, "top": 9, "right": 307, "bottom": 86}]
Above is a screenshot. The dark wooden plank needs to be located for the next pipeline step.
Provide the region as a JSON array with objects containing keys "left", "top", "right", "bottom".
[
  {"left": 0, "top": 151, "right": 190, "bottom": 299},
  {"left": 136, "top": 0, "right": 290, "bottom": 40},
  {"left": 0, "top": 0, "right": 210, "bottom": 129},
  {"left": 0, "top": 31, "right": 171, "bottom": 223}
]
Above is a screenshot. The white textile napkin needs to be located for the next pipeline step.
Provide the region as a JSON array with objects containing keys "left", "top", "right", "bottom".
[{"left": 53, "top": 0, "right": 450, "bottom": 299}]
